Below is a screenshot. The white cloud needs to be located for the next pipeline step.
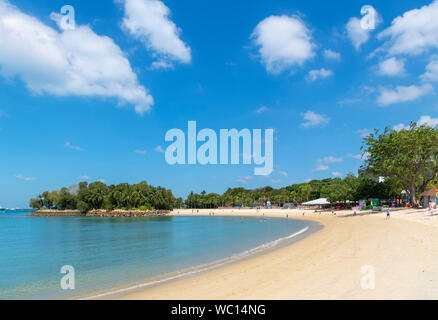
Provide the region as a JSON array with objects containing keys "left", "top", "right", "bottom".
[
  {"left": 134, "top": 149, "right": 148, "bottom": 155},
  {"left": 79, "top": 175, "right": 90, "bottom": 180},
  {"left": 301, "top": 111, "right": 330, "bottom": 128},
  {"left": 377, "top": 57, "right": 406, "bottom": 76},
  {"left": 377, "top": 84, "right": 433, "bottom": 106},
  {"left": 395, "top": 115, "right": 438, "bottom": 130},
  {"left": 378, "top": 1, "right": 438, "bottom": 56},
  {"left": 421, "top": 57, "right": 438, "bottom": 82},
  {"left": 323, "top": 49, "right": 341, "bottom": 61},
  {"left": 14, "top": 174, "right": 36, "bottom": 181},
  {"left": 64, "top": 142, "right": 84, "bottom": 151},
  {"left": 346, "top": 17, "right": 370, "bottom": 50},
  {"left": 251, "top": 15, "right": 315, "bottom": 74},
  {"left": 306, "top": 68, "right": 333, "bottom": 82},
  {"left": 393, "top": 123, "right": 410, "bottom": 131},
  {"left": 255, "top": 106, "right": 270, "bottom": 114},
  {"left": 149, "top": 60, "right": 175, "bottom": 70},
  {"left": 155, "top": 146, "right": 165, "bottom": 153},
  {"left": 319, "top": 156, "right": 343, "bottom": 164},
  {"left": 348, "top": 152, "right": 370, "bottom": 160},
  {"left": 332, "top": 172, "right": 342, "bottom": 177},
  {"left": 313, "top": 165, "right": 329, "bottom": 172},
  {"left": 349, "top": 153, "right": 363, "bottom": 160},
  {"left": 419, "top": 115, "right": 438, "bottom": 127},
  {"left": 271, "top": 179, "right": 281, "bottom": 184},
  {"left": 357, "top": 128, "right": 373, "bottom": 138},
  {"left": 121, "top": 0, "right": 191, "bottom": 66},
  {"left": 0, "top": 0, "right": 153, "bottom": 115}
]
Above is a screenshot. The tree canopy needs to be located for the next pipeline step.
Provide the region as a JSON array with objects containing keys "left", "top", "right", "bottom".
[
  {"left": 30, "top": 173, "right": 405, "bottom": 211},
  {"left": 362, "top": 123, "right": 438, "bottom": 204},
  {"left": 30, "top": 181, "right": 177, "bottom": 212}
]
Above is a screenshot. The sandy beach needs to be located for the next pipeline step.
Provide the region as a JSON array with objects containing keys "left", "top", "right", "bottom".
[{"left": 114, "top": 208, "right": 438, "bottom": 300}]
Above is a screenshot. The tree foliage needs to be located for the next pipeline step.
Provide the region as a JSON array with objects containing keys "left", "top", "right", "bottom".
[
  {"left": 30, "top": 181, "right": 176, "bottom": 212},
  {"left": 184, "top": 174, "right": 398, "bottom": 208},
  {"left": 362, "top": 123, "right": 438, "bottom": 203}
]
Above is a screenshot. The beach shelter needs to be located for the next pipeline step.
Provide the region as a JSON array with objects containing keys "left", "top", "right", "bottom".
[
  {"left": 301, "top": 198, "right": 330, "bottom": 209},
  {"left": 420, "top": 188, "right": 438, "bottom": 208}
]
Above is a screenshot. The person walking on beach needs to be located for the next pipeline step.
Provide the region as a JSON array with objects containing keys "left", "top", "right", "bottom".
[{"left": 386, "top": 209, "right": 390, "bottom": 220}]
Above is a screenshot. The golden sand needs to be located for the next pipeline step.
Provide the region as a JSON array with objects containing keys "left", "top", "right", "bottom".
[{"left": 116, "top": 208, "right": 438, "bottom": 300}]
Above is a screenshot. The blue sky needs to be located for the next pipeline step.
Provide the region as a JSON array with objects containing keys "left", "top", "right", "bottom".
[{"left": 1, "top": 0, "right": 438, "bottom": 207}]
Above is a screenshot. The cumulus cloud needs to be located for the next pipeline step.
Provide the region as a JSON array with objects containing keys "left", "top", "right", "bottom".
[
  {"left": 121, "top": 0, "right": 191, "bottom": 67},
  {"left": 421, "top": 57, "right": 438, "bottom": 82},
  {"left": 395, "top": 115, "right": 438, "bottom": 130},
  {"left": 346, "top": 7, "right": 381, "bottom": 50},
  {"left": 323, "top": 49, "right": 341, "bottom": 61},
  {"left": 377, "top": 57, "right": 406, "bottom": 76},
  {"left": 306, "top": 68, "right": 333, "bottom": 82},
  {"left": 418, "top": 115, "right": 438, "bottom": 127},
  {"left": 0, "top": 0, "right": 153, "bottom": 115},
  {"left": 346, "top": 18, "right": 369, "bottom": 50},
  {"left": 332, "top": 172, "right": 342, "bottom": 177},
  {"left": 377, "top": 1, "right": 438, "bottom": 56},
  {"left": 79, "top": 175, "right": 90, "bottom": 180},
  {"left": 377, "top": 84, "right": 433, "bottom": 106},
  {"left": 345, "top": 17, "right": 370, "bottom": 50},
  {"left": 301, "top": 111, "right": 330, "bottom": 128},
  {"left": 393, "top": 123, "right": 409, "bottom": 131},
  {"left": 251, "top": 15, "right": 315, "bottom": 74}
]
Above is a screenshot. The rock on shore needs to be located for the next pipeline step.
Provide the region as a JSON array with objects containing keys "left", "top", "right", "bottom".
[{"left": 30, "top": 209, "right": 170, "bottom": 217}]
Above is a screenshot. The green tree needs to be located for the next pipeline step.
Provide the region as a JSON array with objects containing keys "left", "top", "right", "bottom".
[
  {"left": 362, "top": 123, "right": 438, "bottom": 204},
  {"left": 29, "top": 198, "right": 43, "bottom": 209}
]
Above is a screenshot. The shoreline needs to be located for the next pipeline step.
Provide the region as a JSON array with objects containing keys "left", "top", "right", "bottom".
[
  {"left": 111, "top": 208, "right": 438, "bottom": 300},
  {"left": 29, "top": 209, "right": 170, "bottom": 217},
  {"left": 82, "top": 215, "right": 322, "bottom": 300}
]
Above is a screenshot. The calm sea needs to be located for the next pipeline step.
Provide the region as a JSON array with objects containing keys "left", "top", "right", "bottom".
[{"left": 0, "top": 210, "right": 310, "bottom": 299}]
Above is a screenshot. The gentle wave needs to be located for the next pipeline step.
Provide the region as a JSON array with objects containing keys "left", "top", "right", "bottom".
[{"left": 82, "top": 225, "right": 310, "bottom": 300}]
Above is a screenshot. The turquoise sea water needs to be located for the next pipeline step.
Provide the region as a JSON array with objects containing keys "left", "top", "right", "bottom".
[{"left": 0, "top": 210, "right": 310, "bottom": 299}]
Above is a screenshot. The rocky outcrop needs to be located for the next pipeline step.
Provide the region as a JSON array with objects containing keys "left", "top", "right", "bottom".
[
  {"left": 86, "top": 209, "right": 170, "bottom": 217},
  {"left": 30, "top": 210, "right": 85, "bottom": 217},
  {"left": 30, "top": 209, "right": 169, "bottom": 217}
]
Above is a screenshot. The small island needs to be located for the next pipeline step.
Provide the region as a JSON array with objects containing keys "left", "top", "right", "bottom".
[{"left": 29, "top": 181, "right": 178, "bottom": 217}]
